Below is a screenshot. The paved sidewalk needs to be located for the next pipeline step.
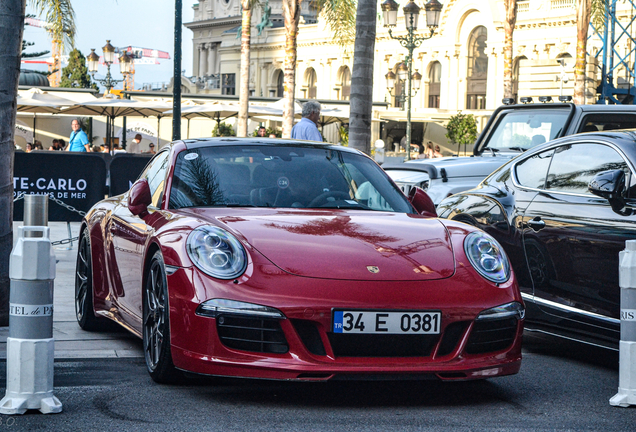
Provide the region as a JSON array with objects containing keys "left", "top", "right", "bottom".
[{"left": 0, "top": 222, "right": 143, "bottom": 359}]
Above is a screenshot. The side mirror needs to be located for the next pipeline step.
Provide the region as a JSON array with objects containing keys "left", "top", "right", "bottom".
[
  {"left": 588, "top": 169, "right": 625, "bottom": 200},
  {"left": 128, "top": 178, "right": 152, "bottom": 217},
  {"left": 408, "top": 187, "right": 437, "bottom": 217}
]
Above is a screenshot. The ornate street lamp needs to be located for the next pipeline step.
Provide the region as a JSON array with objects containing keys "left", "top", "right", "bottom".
[
  {"left": 87, "top": 40, "right": 126, "bottom": 94},
  {"left": 382, "top": 0, "right": 442, "bottom": 160},
  {"left": 386, "top": 63, "right": 422, "bottom": 114}
]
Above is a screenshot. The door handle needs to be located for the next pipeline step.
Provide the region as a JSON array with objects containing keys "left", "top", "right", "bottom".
[{"left": 527, "top": 217, "right": 545, "bottom": 231}]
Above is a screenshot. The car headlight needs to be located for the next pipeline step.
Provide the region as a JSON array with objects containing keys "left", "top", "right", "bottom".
[
  {"left": 186, "top": 226, "right": 247, "bottom": 279},
  {"left": 464, "top": 231, "right": 510, "bottom": 283}
]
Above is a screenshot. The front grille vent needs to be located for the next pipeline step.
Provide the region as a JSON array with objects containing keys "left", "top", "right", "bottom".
[
  {"left": 291, "top": 319, "right": 326, "bottom": 356},
  {"left": 328, "top": 333, "right": 439, "bottom": 357},
  {"left": 216, "top": 314, "right": 288, "bottom": 354},
  {"left": 465, "top": 317, "right": 518, "bottom": 354}
]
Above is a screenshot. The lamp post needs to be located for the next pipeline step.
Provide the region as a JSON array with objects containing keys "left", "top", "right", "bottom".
[
  {"left": 382, "top": 0, "right": 442, "bottom": 160},
  {"left": 86, "top": 41, "right": 130, "bottom": 94}
]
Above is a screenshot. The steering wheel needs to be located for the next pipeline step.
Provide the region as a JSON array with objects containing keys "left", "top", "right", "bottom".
[{"left": 307, "top": 191, "right": 351, "bottom": 207}]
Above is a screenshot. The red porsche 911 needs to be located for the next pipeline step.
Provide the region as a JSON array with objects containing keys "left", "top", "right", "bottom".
[{"left": 75, "top": 138, "right": 524, "bottom": 383}]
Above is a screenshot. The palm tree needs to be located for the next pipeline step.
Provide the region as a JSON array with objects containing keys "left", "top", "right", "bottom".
[
  {"left": 503, "top": 0, "right": 518, "bottom": 100},
  {"left": 280, "top": 0, "right": 356, "bottom": 137},
  {"left": 348, "top": 0, "right": 377, "bottom": 154},
  {"left": 0, "top": 0, "right": 76, "bottom": 325},
  {"left": 237, "top": 0, "right": 254, "bottom": 137},
  {"left": 574, "top": 0, "right": 591, "bottom": 104}
]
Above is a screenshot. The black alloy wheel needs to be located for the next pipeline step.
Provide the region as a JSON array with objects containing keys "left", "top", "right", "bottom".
[
  {"left": 75, "top": 230, "right": 100, "bottom": 331},
  {"left": 143, "top": 250, "right": 180, "bottom": 383}
]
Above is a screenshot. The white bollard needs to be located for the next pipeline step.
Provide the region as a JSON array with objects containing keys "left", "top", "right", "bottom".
[
  {"left": 0, "top": 226, "right": 62, "bottom": 415},
  {"left": 610, "top": 240, "right": 636, "bottom": 407}
]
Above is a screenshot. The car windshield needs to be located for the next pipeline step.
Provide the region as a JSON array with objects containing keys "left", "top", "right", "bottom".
[
  {"left": 482, "top": 109, "right": 570, "bottom": 152},
  {"left": 168, "top": 144, "right": 414, "bottom": 213}
]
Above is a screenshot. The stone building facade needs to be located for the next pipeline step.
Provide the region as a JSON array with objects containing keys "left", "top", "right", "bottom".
[{"left": 183, "top": 0, "right": 632, "bottom": 148}]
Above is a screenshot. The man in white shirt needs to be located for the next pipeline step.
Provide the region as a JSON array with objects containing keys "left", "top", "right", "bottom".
[
  {"left": 291, "top": 101, "right": 322, "bottom": 141},
  {"left": 127, "top": 133, "right": 142, "bottom": 153}
]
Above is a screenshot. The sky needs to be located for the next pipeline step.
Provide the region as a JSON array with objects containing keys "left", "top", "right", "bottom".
[{"left": 23, "top": 0, "right": 199, "bottom": 90}]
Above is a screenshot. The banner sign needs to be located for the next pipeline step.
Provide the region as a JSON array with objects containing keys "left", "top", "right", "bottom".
[
  {"left": 14, "top": 152, "right": 107, "bottom": 222},
  {"left": 109, "top": 154, "right": 152, "bottom": 197}
]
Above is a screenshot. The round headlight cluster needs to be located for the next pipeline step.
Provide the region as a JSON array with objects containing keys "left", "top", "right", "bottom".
[
  {"left": 186, "top": 226, "right": 247, "bottom": 279},
  {"left": 464, "top": 231, "right": 510, "bottom": 284}
]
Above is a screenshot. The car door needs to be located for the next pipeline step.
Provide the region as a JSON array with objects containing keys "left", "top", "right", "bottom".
[
  {"left": 520, "top": 141, "right": 636, "bottom": 345},
  {"left": 109, "top": 151, "right": 170, "bottom": 327}
]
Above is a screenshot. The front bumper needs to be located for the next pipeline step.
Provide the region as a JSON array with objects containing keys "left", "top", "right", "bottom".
[{"left": 167, "top": 267, "right": 523, "bottom": 381}]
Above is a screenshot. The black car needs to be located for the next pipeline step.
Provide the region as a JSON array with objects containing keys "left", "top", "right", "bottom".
[{"left": 437, "top": 131, "right": 636, "bottom": 350}]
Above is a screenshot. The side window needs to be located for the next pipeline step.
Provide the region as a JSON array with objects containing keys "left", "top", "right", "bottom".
[
  {"left": 141, "top": 151, "right": 170, "bottom": 207},
  {"left": 578, "top": 114, "right": 636, "bottom": 133},
  {"left": 546, "top": 143, "right": 629, "bottom": 195},
  {"left": 514, "top": 149, "right": 554, "bottom": 189}
]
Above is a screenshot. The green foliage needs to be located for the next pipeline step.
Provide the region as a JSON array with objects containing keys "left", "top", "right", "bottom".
[
  {"left": 251, "top": 127, "right": 281, "bottom": 137},
  {"left": 338, "top": 125, "right": 349, "bottom": 146},
  {"left": 445, "top": 112, "right": 478, "bottom": 145},
  {"left": 212, "top": 122, "right": 236, "bottom": 137},
  {"left": 31, "top": 0, "right": 76, "bottom": 50},
  {"left": 318, "top": 0, "right": 357, "bottom": 47},
  {"left": 59, "top": 49, "right": 97, "bottom": 90}
]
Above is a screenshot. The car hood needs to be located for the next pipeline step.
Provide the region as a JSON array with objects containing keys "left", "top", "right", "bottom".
[
  {"left": 190, "top": 210, "right": 456, "bottom": 281},
  {"left": 386, "top": 155, "right": 514, "bottom": 179}
]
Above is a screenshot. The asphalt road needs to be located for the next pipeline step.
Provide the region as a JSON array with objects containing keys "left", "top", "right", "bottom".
[{"left": 0, "top": 334, "right": 634, "bottom": 432}]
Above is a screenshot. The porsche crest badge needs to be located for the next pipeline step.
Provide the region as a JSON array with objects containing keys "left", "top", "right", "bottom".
[{"left": 367, "top": 266, "right": 380, "bottom": 273}]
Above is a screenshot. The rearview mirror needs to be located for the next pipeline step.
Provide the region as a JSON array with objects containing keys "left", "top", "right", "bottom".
[
  {"left": 128, "top": 178, "right": 152, "bottom": 217},
  {"left": 408, "top": 187, "right": 437, "bottom": 217}
]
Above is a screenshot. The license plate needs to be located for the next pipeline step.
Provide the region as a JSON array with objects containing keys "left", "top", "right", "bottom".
[{"left": 332, "top": 310, "right": 441, "bottom": 334}]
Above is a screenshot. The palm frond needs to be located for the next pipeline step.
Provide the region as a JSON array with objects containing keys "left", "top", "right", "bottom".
[
  {"left": 317, "top": 0, "right": 358, "bottom": 47},
  {"left": 30, "top": 0, "right": 76, "bottom": 51},
  {"left": 591, "top": 0, "right": 608, "bottom": 33}
]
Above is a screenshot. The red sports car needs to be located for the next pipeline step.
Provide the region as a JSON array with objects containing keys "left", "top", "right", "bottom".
[{"left": 75, "top": 138, "right": 524, "bottom": 383}]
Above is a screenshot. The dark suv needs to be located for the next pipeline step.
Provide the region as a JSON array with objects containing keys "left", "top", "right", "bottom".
[{"left": 383, "top": 102, "right": 636, "bottom": 205}]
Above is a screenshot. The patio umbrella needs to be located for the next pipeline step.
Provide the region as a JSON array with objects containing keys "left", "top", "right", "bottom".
[
  {"left": 16, "top": 88, "right": 77, "bottom": 142},
  {"left": 317, "top": 107, "right": 350, "bottom": 129},
  {"left": 166, "top": 102, "right": 241, "bottom": 136},
  {"left": 60, "top": 98, "right": 172, "bottom": 152}
]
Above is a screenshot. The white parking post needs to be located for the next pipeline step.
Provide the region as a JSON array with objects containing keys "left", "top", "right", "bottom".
[
  {"left": 0, "top": 226, "right": 62, "bottom": 415},
  {"left": 610, "top": 239, "right": 636, "bottom": 407}
]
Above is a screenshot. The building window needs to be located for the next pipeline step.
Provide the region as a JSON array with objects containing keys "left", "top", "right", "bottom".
[
  {"left": 466, "top": 26, "right": 488, "bottom": 110},
  {"left": 276, "top": 70, "right": 284, "bottom": 98},
  {"left": 305, "top": 68, "right": 317, "bottom": 99},
  {"left": 339, "top": 66, "right": 351, "bottom": 100},
  {"left": 222, "top": 73, "right": 235, "bottom": 95},
  {"left": 428, "top": 61, "right": 441, "bottom": 108}
]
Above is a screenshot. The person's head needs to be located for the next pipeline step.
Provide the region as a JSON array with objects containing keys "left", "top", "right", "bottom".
[
  {"left": 26, "top": 143, "right": 32, "bottom": 152},
  {"left": 71, "top": 119, "right": 81, "bottom": 131},
  {"left": 103, "top": 143, "right": 111, "bottom": 152},
  {"left": 427, "top": 141, "right": 433, "bottom": 150},
  {"left": 269, "top": 133, "right": 277, "bottom": 138},
  {"left": 33, "top": 140, "right": 43, "bottom": 150},
  {"left": 92, "top": 145, "right": 101, "bottom": 153},
  {"left": 302, "top": 101, "right": 321, "bottom": 125},
  {"left": 134, "top": 133, "right": 142, "bottom": 143},
  {"left": 51, "top": 139, "right": 59, "bottom": 147},
  {"left": 257, "top": 127, "right": 267, "bottom": 137},
  {"left": 418, "top": 144, "right": 424, "bottom": 154},
  {"left": 58, "top": 139, "right": 65, "bottom": 148},
  {"left": 435, "top": 145, "right": 441, "bottom": 152},
  {"left": 148, "top": 143, "right": 155, "bottom": 152}
]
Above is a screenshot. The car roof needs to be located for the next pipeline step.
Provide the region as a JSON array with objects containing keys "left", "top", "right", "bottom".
[{"left": 175, "top": 137, "right": 362, "bottom": 155}]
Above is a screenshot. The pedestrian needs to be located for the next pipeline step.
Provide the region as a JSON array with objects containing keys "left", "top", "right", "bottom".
[
  {"left": 433, "top": 144, "right": 443, "bottom": 158},
  {"left": 143, "top": 143, "right": 156, "bottom": 154},
  {"left": 67, "top": 119, "right": 90, "bottom": 152},
  {"left": 102, "top": 143, "right": 111, "bottom": 153},
  {"left": 92, "top": 145, "right": 102, "bottom": 153},
  {"left": 32, "top": 140, "right": 43, "bottom": 151},
  {"left": 257, "top": 127, "right": 267, "bottom": 137},
  {"left": 128, "top": 133, "right": 143, "bottom": 153},
  {"left": 291, "top": 100, "right": 322, "bottom": 141},
  {"left": 424, "top": 141, "right": 435, "bottom": 158}
]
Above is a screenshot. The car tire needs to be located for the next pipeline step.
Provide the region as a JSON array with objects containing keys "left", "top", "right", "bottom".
[
  {"left": 143, "top": 250, "right": 181, "bottom": 383},
  {"left": 75, "top": 229, "right": 101, "bottom": 331}
]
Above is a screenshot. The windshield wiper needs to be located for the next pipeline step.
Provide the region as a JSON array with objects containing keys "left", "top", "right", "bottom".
[
  {"left": 484, "top": 147, "right": 499, "bottom": 156},
  {"left": 507, "top": 147, "right": 526, "bottom": 152}
]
